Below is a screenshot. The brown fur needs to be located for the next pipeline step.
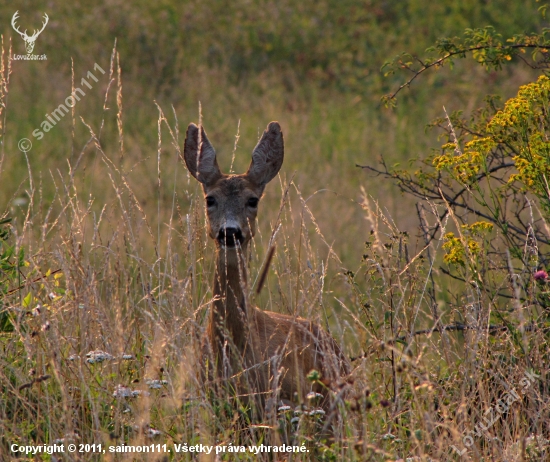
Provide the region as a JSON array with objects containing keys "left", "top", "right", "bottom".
[{"left": 184, "top": 121, "right": 350, "bottom": 416}]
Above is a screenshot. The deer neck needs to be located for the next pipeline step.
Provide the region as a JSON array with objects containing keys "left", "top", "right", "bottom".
[{"left": 209, "top": 244, "right": 250, "bottom": 352}]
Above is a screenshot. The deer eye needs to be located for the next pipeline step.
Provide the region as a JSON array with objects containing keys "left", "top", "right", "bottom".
[
  {"left": 206, "top": 196, "right": 216, "bottom": 207},
  {"left": 247, "top": 197, "right": 259, "bottom": 208}
]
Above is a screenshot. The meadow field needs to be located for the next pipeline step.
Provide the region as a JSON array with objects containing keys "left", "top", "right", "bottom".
[{"left": 1, "top": 1, "right": 549, "bottom": 460}]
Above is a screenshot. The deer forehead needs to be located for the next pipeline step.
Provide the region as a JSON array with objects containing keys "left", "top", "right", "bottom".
[{"left": 206, "top": 175, "right": 261, "bottom": 199}]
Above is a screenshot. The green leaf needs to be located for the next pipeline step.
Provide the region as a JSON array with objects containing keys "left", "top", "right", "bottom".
[{"left": 22, "top": 292, "right": 32, "bottom": 308}]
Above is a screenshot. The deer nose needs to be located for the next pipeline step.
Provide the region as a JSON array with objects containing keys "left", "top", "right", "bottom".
[{"left": 217, "top": 227, "right": 244, "bottom": 247}]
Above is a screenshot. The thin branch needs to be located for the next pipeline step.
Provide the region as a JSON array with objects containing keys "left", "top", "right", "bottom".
[
  {"left": 384, "top": 43, "right": 550, "bottom": 101},
  {"left": 6, "top": 268, "right": 62, "bottom": 296}
]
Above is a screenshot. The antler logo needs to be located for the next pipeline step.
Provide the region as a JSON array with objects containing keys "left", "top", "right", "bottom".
[{"left": 11, "top": 11, "right": 49, "bottom": 55}]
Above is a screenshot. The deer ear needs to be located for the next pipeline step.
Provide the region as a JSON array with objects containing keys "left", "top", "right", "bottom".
[
  {"left": 184, "top": 123, "right": 222, "bottom": 186},
  {"left": 246, "top": 122, "right": 284, "bottom": 187}
]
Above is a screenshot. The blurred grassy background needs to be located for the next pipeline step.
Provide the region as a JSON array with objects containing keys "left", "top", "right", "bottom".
[{"left": 1, "top": 0, "right": 546, "bottom": 268}]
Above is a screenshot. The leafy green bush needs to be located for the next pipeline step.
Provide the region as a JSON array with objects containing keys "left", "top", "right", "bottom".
[{"left": 371, "top": 17, "right": 550, "bottom": 317}]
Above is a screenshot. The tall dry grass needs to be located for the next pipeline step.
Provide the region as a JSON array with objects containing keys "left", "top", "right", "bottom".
[{"left": 0, "top": 41, "right": 549, "bottom": 462}]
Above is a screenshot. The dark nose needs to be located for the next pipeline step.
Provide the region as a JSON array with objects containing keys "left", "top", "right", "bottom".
[{"left": 217, "top": 227, "right": 243, "bottom": 247}]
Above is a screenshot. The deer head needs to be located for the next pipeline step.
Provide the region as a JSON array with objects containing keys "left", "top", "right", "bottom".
[
  {"left": 11, "top": 11, "right": 49, "bottom": 54},
  {"left": 183, "top": 122, "right": 284, "bottom": 250}
]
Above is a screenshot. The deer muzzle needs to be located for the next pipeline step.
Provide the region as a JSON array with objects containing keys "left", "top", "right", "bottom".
[{"left": 217, "top": 227, "right": 244, "bottom": 248}]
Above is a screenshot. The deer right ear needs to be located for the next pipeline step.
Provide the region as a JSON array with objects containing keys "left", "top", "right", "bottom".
[
  {"left": 184, "top": 123, "right": 222, "bottom": 186},
  {"left": 246, "top": 121, "right": 284, "bottom": 187}
]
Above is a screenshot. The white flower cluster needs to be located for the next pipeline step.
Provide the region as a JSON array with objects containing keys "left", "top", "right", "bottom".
[
  {"left": 112, "top": 385, "right": 150, "bottom": 399},
  {"left": 86, "top": 350, "right": 114, "bottom": 364},
  {"left": 145, "top": 379, "right": 169, "bottom": 389},
  {"left": 280, "top": 401, "right": 327, "bottom": 424},
  {"left": 146, "top": 428, "right": 161, "bottom": 438},
  {"left": 67, "top": 352, "right": 134, "bottom": 362}
]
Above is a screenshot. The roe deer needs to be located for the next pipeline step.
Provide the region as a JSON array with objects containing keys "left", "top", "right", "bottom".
[{"left": 184, "top": 121, "right": 350, "bottom": 418}]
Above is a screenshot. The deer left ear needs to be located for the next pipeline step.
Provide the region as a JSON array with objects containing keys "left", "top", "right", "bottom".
[
  {"left": 183, "top": 123, "right": 222, "bottom": 186},
  {"left": 246, "top": 122, "right": 284, "bottom": 187}
]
